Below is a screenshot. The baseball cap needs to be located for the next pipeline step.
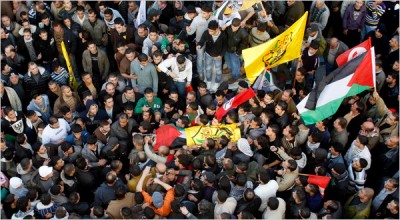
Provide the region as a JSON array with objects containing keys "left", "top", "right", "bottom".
[
  {"left": 307, "top": 23, "right": 319, "bottom": 33},
  {"left": 152, "top": 191, "right": 164, "bottom": 208},
  {"left": 238, "top": 138, "right": 253, "bottom": 157}
]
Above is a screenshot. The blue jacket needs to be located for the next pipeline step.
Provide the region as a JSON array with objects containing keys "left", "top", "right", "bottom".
[{"left": 64, "top": 131, "right": 89, "bottom": 146}]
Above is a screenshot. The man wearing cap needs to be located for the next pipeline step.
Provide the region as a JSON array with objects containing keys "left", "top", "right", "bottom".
[
  {"left": 136, "top": 166, "right": 175, "bottom": 217},
  {"left": 186, "top": 5, "right": 217, "bottom": 80},
  {"left": 10, "top": 176, "right": 29, "bottom": 198},
  {"left": 305, "top": 24, "right": 327, "bottom": 56},
  {"left": 30, "top": 165, "right": 55, "bottom": 194}
]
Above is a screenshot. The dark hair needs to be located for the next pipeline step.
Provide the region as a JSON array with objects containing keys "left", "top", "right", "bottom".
[
  {"left": 268, "top": 197, "right": 279, "bottom": 210},
  {"left": 50, "top": 185, "right": 61, "bottom": 195},
  {"left": 176, "top": 54, "right": 186, "bottom": 64},
  {"left": 76, "top": 158, "right": 87, "bottom": 170},
  {"left": 177, "top": 154, "right": 191, "bottom": 167},
  {"left": 86, "top": 135, "right": 98, "bottom": 145},
  {"left": 227, "top": 111, "right": 238, "bottom": 123},
  {"left": 276, "top": 101, "right": 288, "bottom": 111},
  {"left": 138, "top": 53, "right": 148, "bottom": 62},
  {"left": 215, "top": 90, "right": 225, "bottom": 97},
  {"left": 93, "top": 206, "right": 104, "bottom": 218},
  {"left": 16, "top": 197, "right": 29, "bottom": 212},
  {"left": 104, "top": 8, "right": 113, "bottom": 15},
  {"left": 40, "top": 193, "right": 52, "bottom": 205},
  {"left": 120, "top": 207, "right": 132, "bottom": 219},
  {"left": 208, "top": 20, "right": 219, "bottom": 30},
  {"left": 178, "top": 116, "right": 190, "bottom": 128},
  {"left": 135, "top": 192, "right": 144, "bottom": 204},
  {"left": 114, "top": 17, "right": 124, "bottom": 26},
  {"left": 15, "top": 133, "right": 25, "bottom": 144},
  {"left": 259, "top": 170, "right": 270, "bottom": 184},
  {"left": 358, "top": 158, "right": 368, "bottom": 168},
  {"left": 231, "top": 18, "right": 241, "bottom": 27},
  {"left": 144, "top": 207, "right": 155, "bottom": 219},
  {"left": 299, "top": 207, "right": 311, "bottom": 218},
  {"left": 149, "top": 26, "right": 158, "bottom": 34},
  {"left": 174, "top": 184, "right": 185, "bottom": 197},
  {"left": 330, "top": 142, "right": 344, "bottom": 153},
  {"left": 287, "top": 159, "right": 298, "bottom": 171},
  {"left": 217, "top": 189, "right": 228, "bottom": 203},
  {"left": 3, "top": 148, "right": 14, "bottom": 160},
  {"left": 357, "top": 135, "right": 369, "bottom": 145},
  {"left": 257, "top": 22, "right": 267, "bottom": 32},
  {"left": 26, "top": 188, "right": 38, "bottom": 201},
  {"left": 115, "top": 185, "right": 127, "bottom": 200}
]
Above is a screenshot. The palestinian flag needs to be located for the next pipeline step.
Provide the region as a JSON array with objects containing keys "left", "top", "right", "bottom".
[{"left": 297, "top": 47, "right": 376, "bottom": 125}]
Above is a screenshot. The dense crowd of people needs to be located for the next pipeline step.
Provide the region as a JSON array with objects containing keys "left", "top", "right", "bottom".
[{"left": 0, "top": 0, "right": 399, "bottom": 219}]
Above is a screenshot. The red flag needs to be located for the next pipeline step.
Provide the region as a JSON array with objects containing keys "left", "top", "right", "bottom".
[
  {"left": 336, "top": 38, "right": 372, "bottom": 67},
  {"left": 347, "top": 47, "right": 376, "bottom": 88},
  {"left": 153, "top": 125, "right": 181, "bottom": 151},
  {"left": 215, "top": 88, "right": 256, "bottom": 120},
  {"left": 308, "top": 175, "right": 331, "bottom": 189}
]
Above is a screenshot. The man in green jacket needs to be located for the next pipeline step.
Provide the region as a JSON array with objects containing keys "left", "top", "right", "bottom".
[
  {"left": 134, "top": 88, "right": 162, "bottom": 121},
  {"left": 344, "top": 187, "right": 374, "bottom": 219}
]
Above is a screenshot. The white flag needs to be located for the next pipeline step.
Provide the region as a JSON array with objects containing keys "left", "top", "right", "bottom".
[{"left": 135, "top": 0, "right": 146, "bottom": 29}]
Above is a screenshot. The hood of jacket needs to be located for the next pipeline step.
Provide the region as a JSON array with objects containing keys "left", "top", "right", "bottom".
[
  {"left": 85, "top": 99, "right": 98, "bottom": 110},
  {"left": 16, "top": 163, "right": 29, "bottom": 175},
  {"left": 27, "top": 66, "right": 46, "bottom": 77}
]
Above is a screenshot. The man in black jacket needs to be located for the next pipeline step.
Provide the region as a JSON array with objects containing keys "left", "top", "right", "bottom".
[
  {"left": 224, "top": 18, "right": 249, "bottom": 81},
  {"left": 198, "top": 20, "right": 227, "bottom": 92}
]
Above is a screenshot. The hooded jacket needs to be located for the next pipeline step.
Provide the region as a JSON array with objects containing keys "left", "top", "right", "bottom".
[{"left": 80, "top": 100, "right": 110, "bottom": 133}]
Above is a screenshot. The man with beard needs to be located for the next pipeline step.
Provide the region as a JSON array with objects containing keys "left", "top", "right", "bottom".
[{"left": 53, "top": 85, "right": 81, "bottom": 117}]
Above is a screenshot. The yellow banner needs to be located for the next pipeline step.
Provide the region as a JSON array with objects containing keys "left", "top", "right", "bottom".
[
  {"left": 223, "top": 0, "right": 259, "bottom": 14},
  {"left": 185, "top": 124, "right": 241, "bottom": 146},
  {"left": 61, "top": 41, "right": 78, "bottom": 92},
  {"left": 243, "top": 12, "right": 308, "bottom": 84}
]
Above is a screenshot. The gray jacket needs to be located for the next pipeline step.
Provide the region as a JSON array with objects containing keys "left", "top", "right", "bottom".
[
  {"left": 82, "top": 141, "right": 105, "bottom": 168},
  {"left": 82, "top": 19, "right": 108, "bottom": 46}
]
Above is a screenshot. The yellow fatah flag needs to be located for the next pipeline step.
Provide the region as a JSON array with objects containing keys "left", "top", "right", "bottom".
[
  {"left": 223, "top": 0, "right": 259, "bottom": 14},
  {"left": 61, "top": 41, "right": 78, "bottom": 92},
  {"left": 243, "top": 11, "right": 308, "bottom": 84},
  {"left": 185, "top": 124, "right": 241, "bottom": 146}
]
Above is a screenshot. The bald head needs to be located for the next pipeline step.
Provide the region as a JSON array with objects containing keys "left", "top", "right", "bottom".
[
  {"left": 156, "top": 163, "right": 166, "bottom": 174},
  {"left": 362, "top": 187, "right": 374, "bottom": 200},
  {"left": 158, "top": 146, "right": 169, "bottom": 156}
]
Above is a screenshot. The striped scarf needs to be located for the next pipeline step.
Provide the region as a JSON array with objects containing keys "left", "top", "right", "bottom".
[{"left": 310, "top": 6, "right": 326, "bottom": 24}]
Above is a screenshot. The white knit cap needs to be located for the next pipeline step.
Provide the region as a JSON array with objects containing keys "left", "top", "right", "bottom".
[{"left": 237, "top": 138, "right": 253, "bottom": 157}]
